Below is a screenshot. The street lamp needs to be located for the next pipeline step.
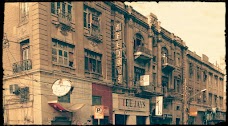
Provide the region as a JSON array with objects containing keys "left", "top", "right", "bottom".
[{"left": 183, "top": 88, "right": 207, "bottom": 124}]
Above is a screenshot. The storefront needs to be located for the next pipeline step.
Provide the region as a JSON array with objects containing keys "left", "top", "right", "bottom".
[
  {"left": 92, "top": 83, "right": 113, "bottom": 125},
  {"left": 112, "top": 93, "right": 150, "bottom": 125}
]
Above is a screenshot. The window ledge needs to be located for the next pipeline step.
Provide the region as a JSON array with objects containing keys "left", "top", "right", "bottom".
[
  {"left": 85, "top": 71, "right": 103, "bottom": 79},
  {"left": 52, "top": 62, "right": 75, "bottom": 70},
  {"left": 18, "top": 20, "right": 29, "bottom": 27}
]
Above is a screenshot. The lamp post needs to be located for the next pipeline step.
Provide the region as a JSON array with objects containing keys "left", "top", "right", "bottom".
[{"left": 183, "top": 79, "right": 207, "bottom": 124}]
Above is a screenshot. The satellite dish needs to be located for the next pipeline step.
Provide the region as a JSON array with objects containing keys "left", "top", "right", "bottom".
[{"left": 52, "top": 79, "right": 72, "bottom": 97}]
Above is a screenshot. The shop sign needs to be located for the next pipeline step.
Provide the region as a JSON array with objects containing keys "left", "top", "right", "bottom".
[
  {"left": 94, "top": 105, "right": 104, "bottom": 119},
  {"left": 189, "top": 106, "right": 197, "bottom": 117},
  {"left": 114, "top": 22, "right": 123, "bottom": 84},
  {"left": 155, "top": 96, "right": 163, "bottom": 116},
  {"left": 163, "top": 114, "right": 172, "bottom": 118},
  {"left": 118, "top": 96, "right": 149, "bottom": 112},
  {"left": 140, "top": 75, "right": 150, "bottom": 86}
]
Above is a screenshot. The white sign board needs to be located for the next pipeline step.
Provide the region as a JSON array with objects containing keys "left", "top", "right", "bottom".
[
  {"left": 155, "top": 96, "right": 163, "bottom": 116},
  {"left": 140, "top": 75, "right": 150, "bottom": 86},
  {"left": 94, "top": 105, "right": 104, "bottom": 119}
]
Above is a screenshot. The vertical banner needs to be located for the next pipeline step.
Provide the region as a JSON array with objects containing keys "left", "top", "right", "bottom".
[
  {"left": 115, "top": 22, "right": 123, "bottom": 84},
  {"left": 155, "top": 96, "right": 163, "bottom": 116}
]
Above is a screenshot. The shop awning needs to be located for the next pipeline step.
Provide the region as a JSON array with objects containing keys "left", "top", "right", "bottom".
[{"left": 48, "top": 100, "right": 85, "bottom": 112}]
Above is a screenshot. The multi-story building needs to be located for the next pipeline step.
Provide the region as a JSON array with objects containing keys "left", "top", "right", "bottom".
[
  {"left": 186, "top": 51, "right": 226, "bottom": 124},
  {"left": 3, "top": 2, "right": 226, "bottom": 125},
  {"left": 3, "top": 2, "right": 114, "bottom": 125}
]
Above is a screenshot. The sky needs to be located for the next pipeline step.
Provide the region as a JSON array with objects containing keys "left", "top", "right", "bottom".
[{"left": 125, "top": 2, "right": 226, "bottom": 66}]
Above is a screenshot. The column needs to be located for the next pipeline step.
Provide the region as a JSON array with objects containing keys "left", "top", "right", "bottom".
[{"left": 126, "top": 115, "right": 136, "bottom": 125}]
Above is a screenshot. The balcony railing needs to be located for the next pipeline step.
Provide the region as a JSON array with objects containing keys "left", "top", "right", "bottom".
[
  {"left": 134, "top": 46, "right": 153, "bottom": 61},
  {"left": 58, "top": 12, "right": 72, "bottom": 26},
  {"left": 12, "top": 59, "right": 32, "bottom": 73},
  {"left": 84, "top": 27, "right": 103, "bottom": 43},
  {"left": 162, "top": 56, "right": 175, "bottom": 72}
]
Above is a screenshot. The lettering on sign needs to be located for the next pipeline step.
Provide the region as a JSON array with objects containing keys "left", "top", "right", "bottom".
[
  {"left": 113, "top": 21, "right": 124, "bottom": 85},
  {"left": 117, "top": 75, "right": 123, "bottom": 84},
  {"left": 115, "top": 41, "right": 122, "bottom": 50},
  {"left": 116, "top": 66, "right": 123, "bottom": 75},
  {"left": 118, "top": 96, "right": 149, "bottom": 112},
  {"left": 115, "top": 49, "right": 122, "bottom": 58},
  {"left": 155, "top": 96, "right": 163, "bottom": 116},
  {"left": 116, "top": 58, "right": 122, "bottom": 66},
  {"left": 115, "top": 23, "right": 122, "bottom": 31},
  {"left": 115, "top": 32, "right": 122, "bottom": 40},
  {"left": 123, "top": 99, "right": 146, "bottom": 108}
]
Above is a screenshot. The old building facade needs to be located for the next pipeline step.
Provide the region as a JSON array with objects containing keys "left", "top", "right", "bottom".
[
  {"left": 186, "top": 51, "right": 226, "bottom": 124},
  {"left": 3, "top": 2, "right": 226, "bottom": 125}
]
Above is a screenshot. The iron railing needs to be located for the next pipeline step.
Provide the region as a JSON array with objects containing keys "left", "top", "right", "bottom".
[
  {"left": 162, "top": 56, "right": 174, "bottom": 65},
  {"left": 12, "top": 59, "right": 32, "bottom": 73},
  {"left": 58, "top": 12, "right": 72, "bottom": 26}
]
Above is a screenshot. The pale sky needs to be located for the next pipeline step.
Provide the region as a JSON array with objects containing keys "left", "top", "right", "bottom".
[{"left": 125, "top": 2, "right": 226, "bottom": 65}]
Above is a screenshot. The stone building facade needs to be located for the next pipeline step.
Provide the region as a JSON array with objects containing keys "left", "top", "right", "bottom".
[
  {"left": 186, "top": 51, "right": 226, "bottom": 124},
  {"left": 3, "top": 2, "right": 226, "bottom": 125}
]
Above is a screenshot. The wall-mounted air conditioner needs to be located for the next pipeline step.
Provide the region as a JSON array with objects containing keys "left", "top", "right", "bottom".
[{"left": 9, "top": 84, "right": 20, "bottom": 95}]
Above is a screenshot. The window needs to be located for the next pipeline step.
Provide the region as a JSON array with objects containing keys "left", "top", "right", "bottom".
[
  {"left": 161, "top": 47, "right": 168, "bottom": 64},
  {"left": 196, "top": 66, "right": 201, "bottom": 81},
  {"left": 84, "top": 5, "right": 101, "bottom": 31},
  {"left": 176, "top": 53, "right": 181, "bottom": 67},
  {"left": 214, "top": 95, "right": 217, "bottom": 107},
  {"left": 203, "top": 91, "right": 206, "bottom": 103},
  {"left": 52, "top": 38, "right": 74, "bottom": 67},
  {"left": 21, "top": 39, "right": 30, "bottom": 61},
  {"left": 85, "top": 49, "right": 102, "bottom": 75},
  {"left": 111, "top": 20, "right": 114, "bottom": 39},
  {"left": 209, "top": 93, "right": 212, "bottom": 106},
  {"left": 51, "top": 2, "right": 72, "bottom": 21},
  {"left": 134, "top": 67, "right": 145, "bottom": 86},
  {"left": 134, "top": 33, "right": 144, "bottom": 51},
  {"left": 177, "top": 80, "right": 180, "bottom": 92},
  {"left": 163, "top": 103, "right": 168, "bottom": 109},
  {"left": 20, "top": 87, "right": 29, "bottom": 103},
  {"left": 220, "top": 97, "right": 223, "bottom": 108},
  {"left": 19, "top": 2, "right": 29, "bottom": 22},
  {"left": 153, "top": 73, "right": 156, "bottom": 85},
  {"left": 203, "top": 71, "right": 207, "bottom": 82},
  {"left": 189, "top": 63, "right": 193, "bottom": 78},
  {"left": 197, "top": 91, "right": 201, "bottom": 104},
  {"left": 92, "top": 96, "right": 101, "bottom": 105},
  {"left": 152, "top": 37, "right": 157, "bottom": 47},
  {"left": 176, "top": 105, "right": 180, "bottom": 110},
  {"left": 58, "top": 92, "right": 70, "bottom": 103}
]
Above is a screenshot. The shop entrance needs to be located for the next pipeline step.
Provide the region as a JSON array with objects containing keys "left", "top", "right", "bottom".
[
  {"left": 136, "top": 116, "right": 147, "bottom": 125},
  {"left": 176, "top": 118, "right": 180, "bottom": 125},
  {"left": 51, "top": 117, "right": 71, "bottom": 125},
  {"left": 115, "top": 114, "right": 128, "bottom": 125}
]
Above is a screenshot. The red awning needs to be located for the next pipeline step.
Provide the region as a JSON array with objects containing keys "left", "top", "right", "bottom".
[{"left": 48, "top": 100, "right": 85, "bottom": 112}]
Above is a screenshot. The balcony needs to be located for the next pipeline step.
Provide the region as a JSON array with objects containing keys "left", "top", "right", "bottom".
[
  {"left": 84, "top": 27, "right": 103, "bottom": 43},
  {"left": 134, "top": 81, "right": 163, "bottom": 97},
  {"left": 134, "top": 46, "right": 153, "bottom": 61},
  {"left": 58, "top": 12, "right": 71, "bottom": 27},
  {"left": 162, "top": 56, "right": 175, "bottom": 72},
  {"left": 164, "top": 90, "right": 182, "bottom": 100},
  {"left": 12, "top": 59, "right": 32, "bottom": 73}
]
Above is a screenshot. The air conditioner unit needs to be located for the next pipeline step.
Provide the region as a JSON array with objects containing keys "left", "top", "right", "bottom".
[
  {"left": 9, "top": 84, "right": 20, "bottom": 95},
  {"left": 88, "top": 23, "right": 92, "bottom": 29}
]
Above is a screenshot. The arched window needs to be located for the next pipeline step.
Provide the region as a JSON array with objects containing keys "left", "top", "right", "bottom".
[
  {"left": 134, "top": 33, "right": 144, "bottom": 51},
  {"left": 161, "top": 47, "right": 168, "bottom": 64}
]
